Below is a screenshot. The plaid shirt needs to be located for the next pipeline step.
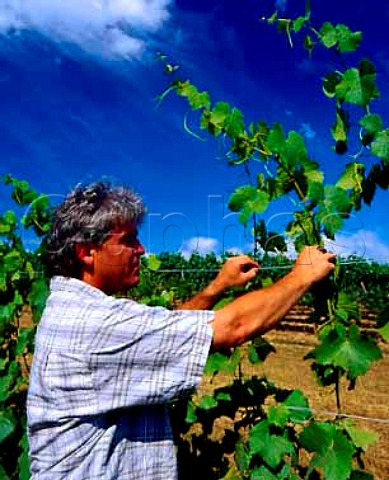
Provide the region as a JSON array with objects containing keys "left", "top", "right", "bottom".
[{"left": 27, "top": 276, "right": 214, "bottom": 480}]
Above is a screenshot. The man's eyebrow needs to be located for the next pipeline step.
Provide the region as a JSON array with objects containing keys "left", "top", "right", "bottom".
[{"left": 119, "top": 230, "right": 138, "bottom": 239}]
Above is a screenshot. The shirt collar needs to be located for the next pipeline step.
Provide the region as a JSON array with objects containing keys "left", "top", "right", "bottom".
[{"left": 50, "top": 276, "right": 108, "bottom": 299}]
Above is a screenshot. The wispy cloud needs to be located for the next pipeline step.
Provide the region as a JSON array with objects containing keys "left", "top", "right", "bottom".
[
  {"left": 275, "top": 0, "right": 288, "bottom": 13},
  {"left": 0, "top": 0, "right": 172, "bottom": 59},
  {"left": 300, "top": 122, "right": 316, "bottom": 140}
]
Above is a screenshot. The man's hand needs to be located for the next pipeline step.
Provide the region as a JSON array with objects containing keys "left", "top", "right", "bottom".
[
  {"left": 210, "top": 255, "right": 259, "bottom": 295},
  {"left": 176, "top": 255, "right": 259, "bottom": 311},
  {"left": 292, "top": 246, "right": 336, "bottom": 286}
]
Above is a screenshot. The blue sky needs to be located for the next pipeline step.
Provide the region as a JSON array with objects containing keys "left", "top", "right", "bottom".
[{"left": 1, "top": 0, "right": 389, "bottom": 261}]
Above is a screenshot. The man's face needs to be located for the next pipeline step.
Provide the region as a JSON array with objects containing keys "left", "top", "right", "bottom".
[{"left": 91, "top": 224, "right": 145, "bottom": 294}]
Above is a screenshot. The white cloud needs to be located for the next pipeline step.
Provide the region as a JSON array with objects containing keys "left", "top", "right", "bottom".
[
  {"left": 181, "top": 236, "right": 219, "bottom": 258},
  {"left": 325, "top": 230, "right": 389, "bottom": 263},
  {"left": 0, "top": 0, "right": 172, "bottom": 59}
]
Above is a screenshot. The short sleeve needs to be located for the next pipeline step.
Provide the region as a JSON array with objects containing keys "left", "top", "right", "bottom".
[{"left": 88, "top": 300, "right": 214, "bottom": 412}]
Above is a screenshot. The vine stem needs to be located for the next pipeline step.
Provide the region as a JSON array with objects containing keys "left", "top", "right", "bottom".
[{"left": 335, "top": 369, "right": 342, "bottom": 413}]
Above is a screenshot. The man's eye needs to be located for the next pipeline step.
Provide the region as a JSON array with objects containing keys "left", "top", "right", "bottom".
[{"left": 122, "top": 236, "right": 136, "bottom": 244}]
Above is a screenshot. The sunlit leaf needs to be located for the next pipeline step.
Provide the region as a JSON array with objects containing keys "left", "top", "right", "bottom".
[
  {"left": 198, "top": 394, "right": 218, "bottom": 410},
  {"left": 342, "top": 421, "right": 378, "bottom": 452},
  {"left": 320, "top": 22, "right": 337, "bottom": 48},
  {"left": 228, "top": 186, "right": 269, "bottom": 225},
  {"left": 336, "top": 163, "right": 364, "bottom": 191},
  {"left": 336, "top": 24, "right": 362, "bottom": 52},
  {"left": 283, "top": 389, "right": 311, "bottom": 423},
  {"left": 359, "top": 114, "right": 383, "bottom": 136},
  {"left": 307, "top": 324, "right": 382, "bottom": 380},
  {"left": 371, "top": 129, "right": 389, "bottom": 164},
  {"left": 225, "top": 108, "right": 245, "bottom": 139}
]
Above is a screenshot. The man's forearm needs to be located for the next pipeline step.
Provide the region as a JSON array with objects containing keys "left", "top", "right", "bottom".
[
  {"left": 176, "top": 256, "right": 259, "bottom": 311},
  {"left": 211, "top": 247, "right": 336, "bottom": 350},
  {"left": 176, "top": 280, "right": 223, "bottom": 310},
  {"left": 211, "top": 270, "right": 311, "bottom": 349}
]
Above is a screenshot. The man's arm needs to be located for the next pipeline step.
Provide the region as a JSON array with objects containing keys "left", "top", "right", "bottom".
[
  {"left": 211, "top": 247, "right": 336, "bottom": 349},
  {"left": 177, "top": 255, "right": 259, "bottom": 310}
]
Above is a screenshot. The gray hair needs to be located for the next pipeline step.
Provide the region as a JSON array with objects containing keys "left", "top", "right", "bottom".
[{"left": 44, "top": 180, "right": 146, "bottom": 278}]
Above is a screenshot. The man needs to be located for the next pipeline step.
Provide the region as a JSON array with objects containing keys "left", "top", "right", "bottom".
[{"left": 27, "top": 180, "right": 335, "bottom": 480}]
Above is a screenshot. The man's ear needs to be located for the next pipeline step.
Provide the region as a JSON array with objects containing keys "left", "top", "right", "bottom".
[{"left": 75, "top": 243, "right": 95, "bottom": 269}]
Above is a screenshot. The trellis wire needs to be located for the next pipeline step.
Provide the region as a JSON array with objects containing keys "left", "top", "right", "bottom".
[
  {"left": 283, "top": 405, "right": 389, "bottom": 425},
  {"left": 147, "top": 259, "right": 380, "bottom": 275}
]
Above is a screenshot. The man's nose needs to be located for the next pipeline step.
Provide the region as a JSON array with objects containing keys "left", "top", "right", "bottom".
[{"left": 137, "top": 241, "right": 145, "bottom": 255}]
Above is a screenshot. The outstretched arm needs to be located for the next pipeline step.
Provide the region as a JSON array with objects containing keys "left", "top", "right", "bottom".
[
  {"left": 212, "top": 247, "right": 336, "bottom": 349},
  {"left": 177, "top": 255, "right": 259, "bottom": 310}
]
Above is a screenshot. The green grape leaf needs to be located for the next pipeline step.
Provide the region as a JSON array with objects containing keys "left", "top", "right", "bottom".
[
  {"left": 225, "top": 108, "right": 245, "bottom": 139},
  {"left": 201, "top": 102, "right": 231, "bottom": 136},
  {"left": 18, "top": 432, "right": 31, "bottom": 480},
  {"left": 359, "top": 114, "right": 383, "bottom": 136},
  {"left": 8, "top": 178, "right": 38, "bottom": 205},
  {"left": 228, "top": 186, "right": 269, "bottom": 225},
  {"left": 0, "top": 210, "right": 17, "bottom": 235},
  {"left": 3, "top": 250, "right": 24, "bottom": 274},
  {"left": 284, "top": 131, "right": 307, "bottom": 169},
  {"left": 247, "top": 337, "right": 276, "bottom": 365},
  {"left": 175, "top": 81, "right": 210, "bottom": 110},
  {"left": 308, "top": 324, "right": 382, "bottom": 380},
  {"left": 266, "top": 123, "right": 286, "bottom": 156},
  {"left": 235, "top": 440, "right": 250, "bottom": 473},
  {"left": 317, "top": 185, "right": 351, "bottom": 237},
  {"left": 293, "top": 16, "right": 306, "bottom": 33},
  {"left": 378, "top": 321, "right": 389, "bottom": 341},
  {"left": 0, "top": 410, "right": 16, "bottom": 444},
  {"left": 249, "top": 420, "right": 295, "bottom": 469},
  {"left": 342, "top": 421, "right": 378, "bottom": 451},
  {"left": 0, "top": 463, "right": 10, "bottom": 479},
  {"left": 300, "top": 422, "right": 335, "bottom": 454},
  {"left": 146, "top": 254, "right": 162, "bottom": 271},
  {"left": 371, "top": 129, "right": 389, "bottom": 164},
  {"left": 335, "top": 65, "right": 379, "bottom": 106},
  {"left": 305, "top": 168, "right": 324, "bottom": 205},
  {"left": 28, "top": 278, "right": 49, "bottom": 321},
  {"left": 283, "top": 389, "right": 312, "bottom": 423},
  {"left": 350, "top": 471, "right": 374, "bottom": 480},
  {"left": 335, "top": 292, "right": 361, "bottom": 322},
  {"left": 336, "top": 163, "right": 364, "bottom": 191},
  {"left": 323, "top": 71, "right": 342, "bottom": 98},
  {"left": 215, "top": 391, "right": 232, "bottom": 402},
  {"left": 304, "top": 34, "right": 314, "bottom": 54},
  {"left": 250, "top": 466, "right": 278, "bottom": 480},
  {"left": 267, "top": 404, "right": 290, "bottom": 428},
  {"left": 320, "top": 22, "right": 338, "bottom": 48},
  {"left": 198, "top": 394, "right": 218, "bottom": 410},
  {"left": 185, "top": 400, "right": 197, "bottom": 424},
  {"left": 204, "top": 349, "right": 240, "bottom": 376},
  {"left": 331, "top": 111, "right": 348, "bottom": 142},
  {"left": 324, "top": 185, "right": 350, "bottom": 213},
  {"left": 336, "top": 24, "right": 362, "bottom": 52},
  {"left": 15, "top": 327, "right": 35, "bottom": 356},
  {"left": 305, "top": 167, "right": 324, "bottom": 184},
  {"left": 300, "top": 423, "right": 355, "bottom": 480}
]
